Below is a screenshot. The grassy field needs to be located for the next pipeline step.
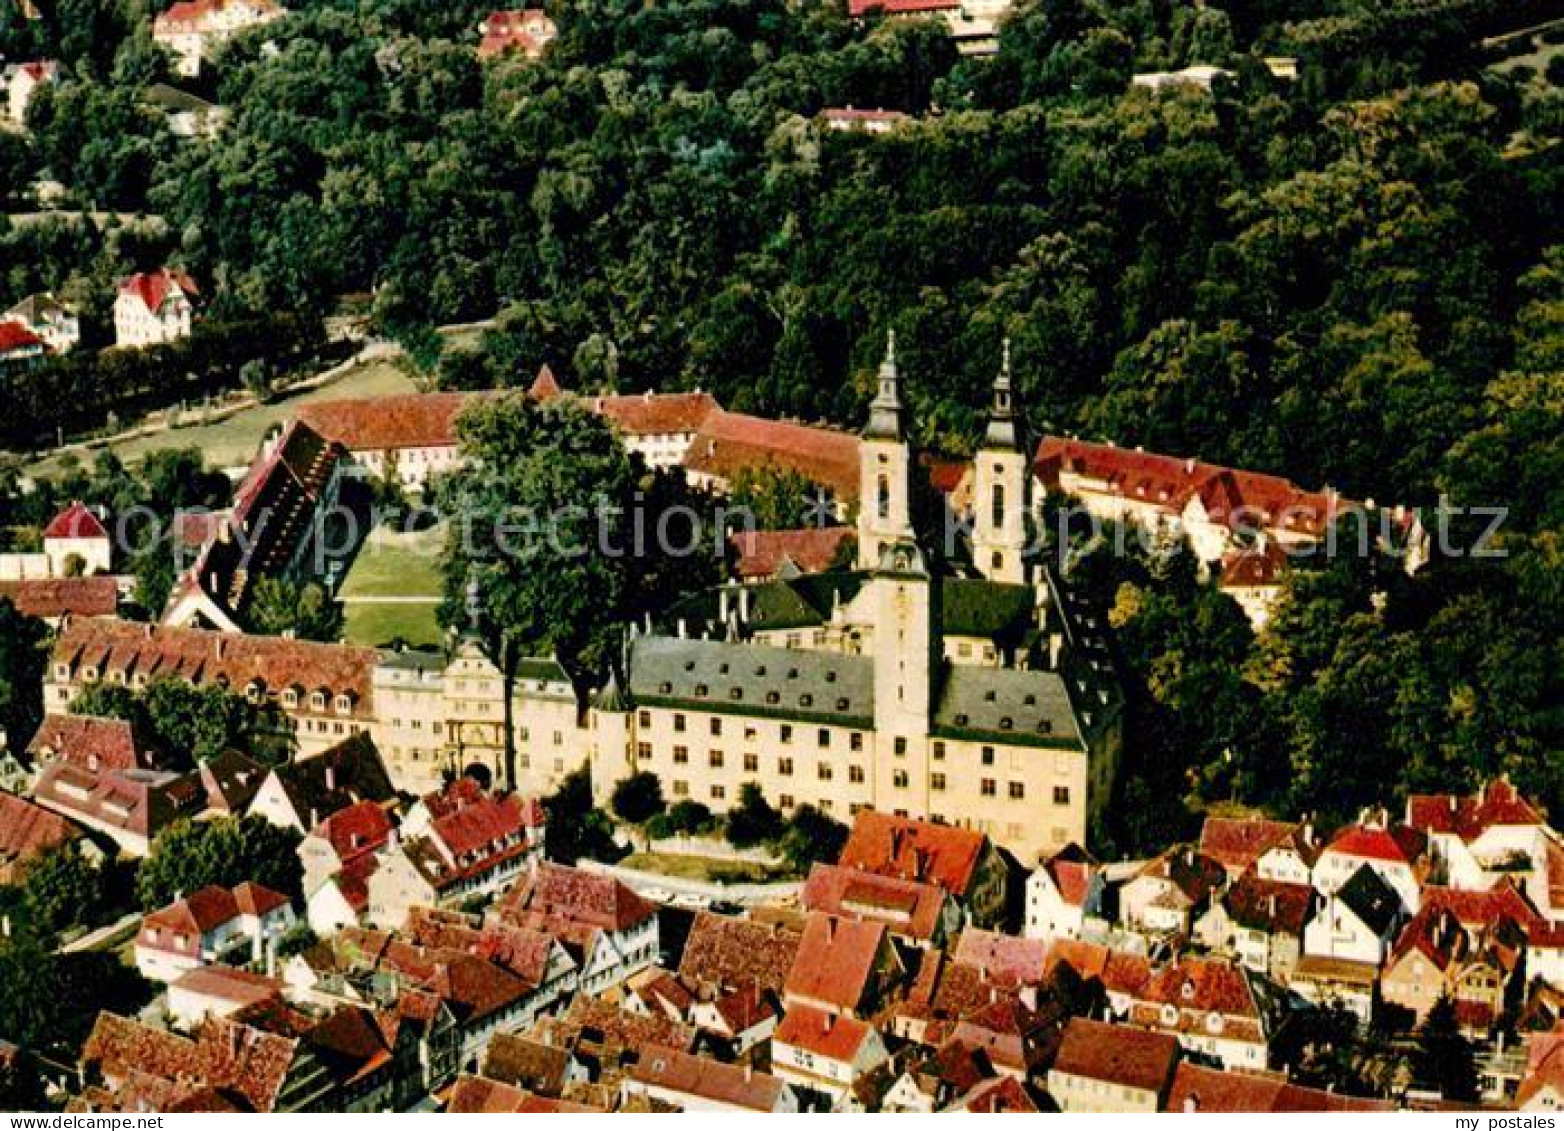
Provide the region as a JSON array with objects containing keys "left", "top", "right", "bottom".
[
  {"left": 338, "top": 521, "right": 447, "bottom": 648},
  {"left": 620, "top": 851, "right": 794, "bottom": 883},
  {"left": 27, "top": 356, "right": 420, "bottom": 477}
]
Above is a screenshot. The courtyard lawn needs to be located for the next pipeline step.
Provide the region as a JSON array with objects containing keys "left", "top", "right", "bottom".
[
  {"left": 26, "top": 355, "right": 420, "bottom": 477},
  {"left": 338, "top": 521, "right": 448, "bottom": 649},
  {"left": 620, "top": 851, "right": 795, "bottom": 884}
]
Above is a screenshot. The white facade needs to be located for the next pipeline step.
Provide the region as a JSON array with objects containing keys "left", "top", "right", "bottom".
[
  {"left": 1301, "top": 895, "right": 1391, "bottom": 967},
  {"left": 1312, "top": 849, "right": 1422, "bottom": 915},
  {"left": 113, "top": 274, "right": 196, "bottom": 348}
]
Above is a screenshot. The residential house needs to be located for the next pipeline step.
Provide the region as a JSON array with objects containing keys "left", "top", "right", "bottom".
[
  {"left": 1311, "top": 814, "right": 1428, "bottom": 914},
  {"left": 882, "top": 1040, "right": 996, "bottom": 1113},
  {"left": 1125, "top": 957, "right": 1284, "bottom": 1072},
  {"left": 3, "top": 60, "right": 57, "bottom": 128},
  {"left": 153, "top": 0, "right": 284, "bottom": 77},
  {"left": 771, "top": 1003, "right": 890, "bottom": 1109},
  {"left": 688, "top": 983, "right": 779, "bottom": 1058},
  {"left": 819, "top": 107, "right": 910, "bottom": 134},
  {"left": 366, "top": 781, "right": 545, "bottom": 928},
  {"left": 1216, "top": 539, "right": 1291, "bottom": 630},
  {"left": 299, "top": 799, "right": 396, "bottom": 898},
  {"left": 247, "top": 732, "right": 396, "bottom": 832},
  {"left": 446, "top": 1076, "right": 600, "bottom": 1112},
  {"left": 0, "top": 791, "right": 87, "bottom": 885},
  {"left": 1518, "top": 1029, "right": 1564, "bottom": 1112},
  {"left": 1203, "top": 873, "right": 1313, "bottom": 981},
  {"left": 166, "top": 965, "right": 285, "bottom": 1028},
  {"left": 942, "top": 1074, "right": 1043, "bottom": 1112},
  {"left": 0, "top": 578, "right": 119, "bottom": 626},
  {"left": 1408, "top": 777, "right": 1550, "bottom": 896},
  {"left": 845, "top": 0, "right": 1010, "bottom": 56},
  {"left": 950, "top": 929, "right": 1049, "bottom": 991},
  {"left": 783, "top": 912, "right": 903, "bottom": 1019},
  {"left": 677, "top": 910, "right": 801, "bottom": 997},
  {"left": 493, "top": 862, "right": 660, "bottom": 995},
  {"left": 133, "top": 882, "right": 296, "bottom": 982},
  {"left": 0, "top": 322, "right": 47, "bottom": 374},
  {"left": 729, "top": 527, "right": 855, "bottom": 581},
  {"left": 1382, "top": 889, "right": 1532, "bottom": 1032},
  {"left": 1047, "top": 1017, "right": 1180, "bottom": 1113},
  {"left": 113, "top": 268, "right": 199, "bottom": 348},
  {"left": 800, "top": 861, "right": 959, "bottom": 948},
  {"left": 144, "top": 83, "right": 230, "bottom": 139},
  {"left": 1164, "top": 1061, "right": 1394, "bottom": 1112},
  {"left": 1303, "top": 863, "right": 1404, "bottom": 967},
  {"left": 480, "top": 1031, "right": 584, "bottom": 1098},
  {"left": 1198, "top": 816, "right": 1314, "bottom": 884},
  {"left": 1286, "top": 955, "right": 1380, "bottom": 1029},
  {"left": 43, "top": 501, "right": 112, "bottom": 576},
  {"left": 3, "top": 292, "right": 80, "bottom": 353},
  {"left": 1119, "top": 847, "right": 1226, "bottom": 936},
  {"left": 1043, "top": 938, "right": 1154, "bottom": 1019},
  {"left": 836, "top": 811, "right": 1009, "bottom": 928},
  {"left": 1024, "top": 843, "right": 1106, "bottom": 942},
  {"left": 621, "top": 1044, "right": 798, "bottom": 1113}
]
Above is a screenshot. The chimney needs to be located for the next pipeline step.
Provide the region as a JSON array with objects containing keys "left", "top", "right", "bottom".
[
  {"left": 326, "top": 765, "right": 337, "bottom": 792},
  {"left": 214, "top": 638, "right": 225, "bottom": 661},
  {"left": 719, "top": 587, "right": 730, "bottom": 623},
  {"left": 1267, "top": 894, "right": 1277, "bottom": 918}
]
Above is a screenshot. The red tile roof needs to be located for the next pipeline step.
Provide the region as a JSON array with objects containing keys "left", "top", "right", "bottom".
[
  {"left": 0, "top": 322, "right": 45, "bottom": 354},
  {"left": 296, "top": 392, "right": 475, "bottom": 452},
  {"left": 28, "top": 714, "right": 156, "bottom": 772},
  {"left": 1224, "top": 873, "right": 1314, "bottom": 936},
  {"left": 678, "top": 911, "right": 801, "bottom": 995},
  {"left": 730, "top": 527, "right": 854, "bottom": 579},
  {"left": 44, "top": 501, "right": 109, "bottom": 540},
  {"left": 117, "top": 269, "right": 198, "bottom": 316},
  {"left": 1167, "top": 1062, "right": 1393, "bottom": 1112},
  {"left": 1218, "top": 540, "right": 1289, "bottom": 588},
  {"left": 802, "top": 862, "right": 950, "bottom": 942},
  {"left": 496, "top": 861, "right": 656, "bottom": 935},
  {"left": 310, "top": 799, "right": 395, "bottom": 865},
  {"left": 0, "top": 792, "right": 81, "bottom": 871},
  {"left": 785, "top": 912, "right": 887, "bottom": 1012},
  {"left": 1035, "top": 435, "right": 1364, "bottom": 540},
  {"left": 683, "top": 410, "right": 861, "bottom": 501},
  {"left": 774, "top": 1002, "right": 875, "bottom": 1063},
  {"left": 1051, "top": 1017, "right": 1179, "bottom": 1094},
  {"left": 448, "top": 1075, "right": 601, "bottom": 1113},
  {"left": 838, "top": 811, "right": 991, "bottom": 898},
  {"left": 51, "top": 617, "right": 378, "bottom": 710},
  {"left": 1137, "top": 957, "right": 1262, "bottom": 1018},
  {"left": 81, "top": 1011, "right": 298, "bottom": 1113},
  {"left": 1407, "top": 778, "right": 1545, "bottom": 842},
  {"left": 955, "top": 1074, "right": 1041, "bottom": 1113},
  {"left": 528, "top": 364, "right": 562, "bottom": 400},
  {"left": 153, "top": 0, "right": 279, "bottom": 33},
  {"left": 593, "top": 390, "right": 721, "bottom": 437},
  {"left": 169, "top": 965, "right": 284, "bottom": 1007},
  {"left": 1043, "top": 939, "right": 1154, "bottom": 999},
  {"left": 1422, "top": 882, "right": 1545, "bottom": 933},
  {"left": 1323, "top": 822, "right": 1427, "bottom": 865},
  {"left": 847, "top": 0, "right": 958, "bottom": 16},
  {"left": 0, "top": 577, "right": 119, "bottom": 620},
  {"left": 951, "top": 929, "right": 1048, "bottom": 989},
  {"left": 628, "top": 1044, "right": 788, "bottom": 1111},
  {"left": 1198, "top": 817, "right": 1299, "bottom": 874},
  {"left": 143, "top": 882, "right": 289, "bottom": 943}
]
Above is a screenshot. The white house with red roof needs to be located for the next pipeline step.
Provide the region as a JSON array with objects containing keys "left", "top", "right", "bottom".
[
  {"left": 846, "top": 0, "right": 1007, "bottom": 55},
  {"left": 1024, "top": 844, "right": 1105, "bottom": 942},
  {"left": 153, "top": 0, "right": 284, "bottom": 77},
  {"left": 837, "top": 811, "right": 1009, "bottom": 928},
  {"left": 4, "top": 60, "right": 57, "bottom": 128},
  {"left": 493, "top": 862, "right": 660, "bottom": 995},
  {"left": 1311, "top": 813, "right": 1428, "bottom": 914},
  {"left": 800, "top": 862, "right": 959, "bottom": 948},
  {"left": 1124, "top": 956, "right": 1284, "bottom": 1072},
  {"left": 771, "top": 1003, "right": 889, "bottom": 1108},
  {"left": 113, "top": 268, "right": 199, "bottom": 348},
  {"left": 3, "top": 291, "right": 80, "bottom": 353},
  {"left": 43, "top": 501, "right": 112, "bottom": 576},
  {"left": 365, "top": 779, "right": 544, "bottom": 929},
  {"left": 476, "top": 9, "right": 557, "bottom": 61},
  {"left": 134, "top": 882, "right": 296, "bottom": 982},
  {"left": 0, "top": 320, "right": 47, "bottom": 373},
  {"left": 1407, "top": 777, "right": 1550, "bottom": 895},
  {"left": 299, "top": 798, "right": 397, "bottom": 936}
]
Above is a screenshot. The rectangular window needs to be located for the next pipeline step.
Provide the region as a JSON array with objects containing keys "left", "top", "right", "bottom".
[
  {"left": 674, "top": 714, "right": 686, "bottom": 733},
  {"left": 673, "top": 780, "right": 689, "bottom": 797},
  {"left": 893, "top": 770, "right": 909, "bottom": 788},
  {"left": 636, "top": 742, "right": 652, "bottom": 761},
  {"left": 932, "top": 741, "right": 945, "bottom": 761},
  {"left": 744, "top": 753, "right": 759, "bottom": 773},
  {"left": 638, "top": 710, "right": 651, "bottom": 727},
  {"left": 673, "top": 746, "right": 689, "bottom": 765},
  {"left": 818, "top": 763, "right": 833, "bottom": 781},
  {"left": 894, "top": 737, "right": 908, "bottom": 756},
  {"left": 850, "top": 733, "right": 863, "bottom": 752},
  {"left": 1054, "top": 785, "right": 1071, "bottom": 805},
  {"left": 817, "top": 728, "right": 830, "bottom": 748},
  {"left": 981, "top": 778, "right": 996, "bottom": 797},
  {"left": 1009, "top": 782, "right": 1025, "bottom": 800},
  {"left": 711, "top": 784, "right": 726, "bottom": 801},
  {"left": 931, "top": 773, "right": 946, "bottom": 791},
  {"left": 709, "top": 750, "right": 724, "bottom": 768},
  {"left": 781, "top": 725, "right": 793, "bottom": 745},
  {"left": 780, "top": 794, "right": 794, "bottom": 809},
  {"left": 710, "top": 718, "right": 722, "bottom": 737},
  {"left": 849, "top": 765, "right": 865, "bottom": 784},
  {"left": 779, "top": 757, "right": 794, "bottom": 776}
]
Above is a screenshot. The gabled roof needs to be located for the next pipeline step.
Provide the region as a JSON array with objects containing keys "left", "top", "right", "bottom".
[
  {"left": 1321, "top": 821, "right": 1426, "bottom": 866},
  {"left": 801, "top": 863, "right": 950, "bottom": 942},
  {"left": 838, "top": 811, "right": 991, "bottom": 898},
  {"left": 117, "top": 269, "right": 198, "bottom": 316},
  {"left": 199, "top": 748, "right": 266, "bottom": 814},
  {"left": 951, "top": 929, "right": 1048, "bottom": 989},
  {"left": 1133, "top": 847, "right": 1226, "bottom": 907},
  {"left": 593, "top": 390, "right": 721, "bottom": 437},
  {"left": 682, "top": 410, "right": 860, "bottom": 500},
  {"left": 0, "top": 577, "right": 118, "bottom": 620},
  {"left": 785, "top": 913, "right": 887, "bottom": 1012},
  {"left": 1042, "top": 939, "right": 1154, "bottom": 999},
  {"left": 28, "top": 714, "right": 156, "bottom": 772},
  {"left": 309, "top": 799, "right": 395, "bottom": 864},
  {"left": 950, "top": 1074, "right": 1042, "bottom": 1113},
  {"left": 1167, "top": 1062, "right": 1393, "bottom": 1112},
  {"left": 730, "top": 527, "right": 854, "bottom": 579},
  {"left": 481, "top": 1032, "right": 572, "bottom": 1096},
  {"left": 629, "top": 1044, "right": 787, "bottom": 1111},
  {"left": 81, "top": 1011, "right": 298, "bottom": 1113},
  {"left": 1224, "top": 873, "right": 1313, "bottom": 936},
  {"left": 678, "top": 911, "right": 800, "bottom": 995},
  {"left": 773, "top": 1002, "right": 874, "bottom": 1063},
  {"left": 267, "top": 733, "right": 395, "bottom": 827},
  {"left": 0, "top": 322, "right": 45, "bottom": 354},
  {"left": 44, "top": 502, "right": 108, "bottom": 540},
  {"left": 1333, "top": 865, "right": 1401, "bottom": 936},
  {"left": 0, "top": 792, "right": 81, "bottom": 867},
  {"left": 296, "top": 392, "right": 475, "bottom": 452},
  {"left": 497, "top": 861, "right": 656, "bottom": 935},
  {"left": 447, "top": 1075, "right": 600, "bottom": 1113},
  {"left": 1198, "top": 817, "right": 1299, "bottom": 874},
  {"left": 1408, "top": 778, "right": 1545, "bottom": 842},
  {"left": 1050, "top": 1017, "right": 1178, "bottom": 1094}
]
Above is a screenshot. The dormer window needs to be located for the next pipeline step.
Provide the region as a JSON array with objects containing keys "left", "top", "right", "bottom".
[
  {"left": 83, "top": 665, "right": 99, "bottom": 681},
  {"left": 694, "top": 684, "right": 708, "bottom": 698},
  {"left": 54, "top": 663, "right": 69, "bottom": 680},
  {"left": 310, "top": 691, "right": 327, "bottom": 711},
  {"left": 281, "top": 688, "right": 299, "bottom": 708},
  {"left": 334, "top": 693, "right": 352, "bottom": 714}
]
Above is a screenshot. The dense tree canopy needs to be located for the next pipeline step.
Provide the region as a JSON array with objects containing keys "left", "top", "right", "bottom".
[{"left": 136, "top": 815, "right": 303, "bottom": 909}]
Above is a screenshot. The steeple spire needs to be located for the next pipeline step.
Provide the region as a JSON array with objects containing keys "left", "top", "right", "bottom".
[
  {"left": 982, "top": 337, "right": 1020, "bottom": 452},
  {"left": 864, "top": 330, "right": 906, "bottom": 441}
]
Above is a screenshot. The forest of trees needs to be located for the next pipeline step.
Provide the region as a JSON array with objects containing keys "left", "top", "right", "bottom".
[{"left": 0, "top": 0, "right": 1558, "bottom": 849}]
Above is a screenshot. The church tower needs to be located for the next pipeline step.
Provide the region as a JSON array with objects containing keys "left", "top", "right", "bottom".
[
  {"left": 857, "top": 332, "right": 917, "bottom": 570},
  {"left": 972, "top": 339, "right": 1031, "bottom": 585}
]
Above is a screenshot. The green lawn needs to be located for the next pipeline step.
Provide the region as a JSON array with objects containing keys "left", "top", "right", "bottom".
[
  {"left": 27, "top": 356, "right": 420, "bottom": 477},
  {"left": 338, "top": 522, "right": 447, "bottom": 649},
  {"left": 620, "top": 851, "right": 794, "bottom": 884}
]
